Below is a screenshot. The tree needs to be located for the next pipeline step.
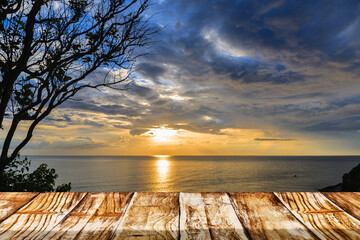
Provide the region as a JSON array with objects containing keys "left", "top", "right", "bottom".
[
  {"left": 3, "top": 154, "right": 71, "bottom": 192},
  {"left": 0, "top": 0, "right": 156, "bottom": 190}
]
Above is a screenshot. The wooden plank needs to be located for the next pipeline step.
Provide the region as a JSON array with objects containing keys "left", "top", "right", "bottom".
[
  {"left": 229, "top": 192, "right": 316, "bottom": 240},
  {"left": 42, "top": 192, "right": 133, "bottom": 240},
  {"left": 179, "top": 192, "right": 249, "bottom": 240},
  {"left": 0, "top": 192, "right": 86, "bottom": 240},
  {"left": 179, "top": 192, "right": 211, "bottom": 240},
  {"left": 0, "top": 192, "right": 38, "bottom": 223},
  {"left": 112, "top": 192, "right": 179, "bottom": 240},
  {"left": 275, "top": 192, "right": 360, "bottom": 240},
  {"left": 322, "top": 192, "right": 360, "bottom": 221}
]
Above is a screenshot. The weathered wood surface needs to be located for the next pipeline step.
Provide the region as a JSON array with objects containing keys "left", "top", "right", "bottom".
[
  {"left": 0, "top": 192, "right": 38, "bottom": 223},
  {"left": 0, "top": 192, "right": 359, "bottom": 240},
  {"left": 43, "top": 192, "right": 132, "bottom": 240},
  {"left": 180, "top": 192, "right": 249, "bottom": 240},
  {"left": 323, "top": 192, "right": 360, "bottom": 221},
  {"left": 229, "top": 192, "right": 316, "bottom": 240},
  {"left": 112, "top": 192, "right": 179, "bottom": 240},
  {"left": 0, "top": 192, "right": 86, "bottom": 240},
  {"left": 275, "top": 192, "right": 360, "bottom": 240}
]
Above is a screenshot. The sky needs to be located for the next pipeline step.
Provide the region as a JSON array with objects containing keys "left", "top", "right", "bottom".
[{"left": 11, "top": 0, "right": 360, "bottom": 155}]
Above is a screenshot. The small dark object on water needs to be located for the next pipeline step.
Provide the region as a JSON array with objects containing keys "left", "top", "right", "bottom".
[{"left": 294, "top": 175, "right": 297, "bottom": 178}]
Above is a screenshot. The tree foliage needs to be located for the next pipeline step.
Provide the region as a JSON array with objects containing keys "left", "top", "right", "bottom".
[
  {"left": 0, "top": 0, "right": 156, "bottom": 190},
  {"left": 3, "top": 154, "right": 71, "bottom": 192}
]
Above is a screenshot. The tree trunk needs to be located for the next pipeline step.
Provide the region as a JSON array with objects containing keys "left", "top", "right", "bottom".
[
  {"left": 0, "top": 1, "right": 43, "bottom": 127},
  {"left": 0, "top": 158, "right": 7, "bottom": 191}
]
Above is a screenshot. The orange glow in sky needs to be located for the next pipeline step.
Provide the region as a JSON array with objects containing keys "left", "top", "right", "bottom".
[{"left": 145, "top": 126, "right": 178, "bottom": 142}]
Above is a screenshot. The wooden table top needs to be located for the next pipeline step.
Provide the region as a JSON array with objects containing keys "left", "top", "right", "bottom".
[{"left": 0, "top": 192, "right": 359, "bottom": 239}]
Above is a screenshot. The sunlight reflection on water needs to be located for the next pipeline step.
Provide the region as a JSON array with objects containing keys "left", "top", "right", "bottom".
[
  {"left": 28, "top": 155, "right": 360, "bottom": 192},
  {"left": 157, "top": 158, "right": 170, "bottom": 182},
  {"left": 152, "top": 155, "right": 174, "bottom": 191}
]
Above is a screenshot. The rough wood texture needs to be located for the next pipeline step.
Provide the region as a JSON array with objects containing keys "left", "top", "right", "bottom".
[
  {"left": 275, "top": 192, "right": 360, "bottom": 240},
  {"left": 229, "top": 192, "right": 316, "bottom": 240},
  {"left": 42, "top": 192, "right": 132, "bottom": 240},
  {"left": 0, "top": 192, "right": 86, "bottom": 240},
  {"left": 0, "top": 192, "right": 38, "bottom": 223},
  {"left": 179, "top": 192, "right": 249, "bottom": 240},
  {"left": 0, "top": 192, "right": 359, "bottom": 240},
  {"left": 323, "top": 192, "right": 360, "bottom": 221},
  {"left": 179, "top": 192, "right": 211, "bottom": 239},
  {"left": 112, "top": 192, "right": 179, "bottom": 240}
]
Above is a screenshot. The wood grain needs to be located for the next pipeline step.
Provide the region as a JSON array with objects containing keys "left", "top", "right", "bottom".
[
  {"left": 179, "top": 192, "right": 249, "bottom": 240},
  {"left": 0, "top": 192, "right": 86, "bottom": 240},
  {"left": 42, "top": 192, "right": 133, "bottom": 240},
  {"left": 275, "top": 192, "right": 360, "bottom": 240},
  {"left": 0, "top": 192, "right": 38, "bottom": 223},
  {"left": 179, "top": 193, "right": 211, "bottom": 240},
  {"left": 0, "top": 192, "right": 358, "bottom": 240},
  {"left": 112, "top": 192, "right": 179, "bottom": 240},
  {"left": 323, "top": 192, "right": 360, "bottom": 221},
  {"left": 229, "top": 192, "right": 316, "bottom": 240}
]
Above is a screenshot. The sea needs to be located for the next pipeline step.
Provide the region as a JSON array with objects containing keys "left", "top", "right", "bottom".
[{"left": 28, "top": 155, "right": 359, "bottom": 192}]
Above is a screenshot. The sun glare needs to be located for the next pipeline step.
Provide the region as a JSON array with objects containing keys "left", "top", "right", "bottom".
[
  {"left": 157, "top": 158, "right": 170, "bottom": 184},
  {"left": 157, "top": 159, "right": 169, "bottom": 170},
  {"left": 155, "top": 155, "right": 169, "bottom": 158},
  {"left": 148, "top": 126, "right": 178, "bottom": 142}
]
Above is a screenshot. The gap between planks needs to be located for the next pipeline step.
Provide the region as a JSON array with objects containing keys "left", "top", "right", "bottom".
[
  {"left": 0, "top": 192, "right": 39, "bottom": 224},
  {"left": 0, "top": 192, "right": 359, "bottom": 240},
  {"left": 0, "top": 192, "right": 87, "bottom": 239},
  {"left": 274, "top": 192, "right": 360, "bottom": 240}
]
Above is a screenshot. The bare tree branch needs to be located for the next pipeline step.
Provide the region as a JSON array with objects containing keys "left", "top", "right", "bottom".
[{"left": 0, "top": 0, "right": 157, "bottom": 187}]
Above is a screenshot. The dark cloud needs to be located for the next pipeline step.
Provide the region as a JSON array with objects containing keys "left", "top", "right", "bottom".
[
  {"left": 141, "top": 0, "right": 360, "bottom": 95},
  {"left": 61, "top": 101, "right": 142, "bottom": 117},
  {"left": 254, "top": 138, "right": 297, "bottom": 141},
  {"left": 136, "top": 62, "right": 166, "bottom": 82},
  {"left": 233, "top": 93, "right": 360, "bottom": 133},
  {"left": 331, "top": 95, "right": 360, "bottom": 108},
  {"left": 304, "top": 115, "right": 360, "bottom": 131},
  {"left": 127, "top": 83, "right": 159, "bottom": 101},
  {"left": 152, "top": 0, "right": 359, "bottom": 73},
  {"left": 129, "top": 128, "right": 149, "bottom": 136},
  {"left": 44, "top": 114, "right": 104, "bottom": 128},
  {"left": 214, "top": 0, "right": 360, "bottom": 62},
  {"left": 46, "top": 0, "right": 360, "bottom": 146},
  {"left": 276, "top": 64, "right": 286, "bottom": 72},
  {"left": 152, "top": 99, "right": 168, "bottom": 105},
  {"left": 280, "top": 92, "right": 330, "bottom": 100},
  {"left": 128, "top": 84, "right": 154, "bottom": 96}
]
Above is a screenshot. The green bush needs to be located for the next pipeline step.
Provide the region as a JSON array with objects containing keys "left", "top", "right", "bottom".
[{"left": 2, "top": 155, "right": 71, "bottom": 192}]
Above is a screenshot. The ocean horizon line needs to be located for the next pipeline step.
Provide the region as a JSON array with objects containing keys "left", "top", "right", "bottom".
[{"left": 26, "top": 154, "right": 360, "bottom": 157}]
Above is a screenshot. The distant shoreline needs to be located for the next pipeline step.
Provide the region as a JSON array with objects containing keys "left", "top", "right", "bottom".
[
  {"left": 320, "top": 183, "right": 343, "bottom": 192},
  {"left": 320, "top": 163, "right": 360, "bottom": 192}
]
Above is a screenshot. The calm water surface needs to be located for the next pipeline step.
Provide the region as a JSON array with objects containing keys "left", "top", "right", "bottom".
[{"left": 28, "top": 155, "right": 359, "bottom": 192}]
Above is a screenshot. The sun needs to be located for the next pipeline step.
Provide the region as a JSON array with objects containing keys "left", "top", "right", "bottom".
[
  {"left": 146, "top": 126, "right": 178, "bottom": 142},
  {"left": 155, "top": 155, "right": 170, "bottom": 158}
]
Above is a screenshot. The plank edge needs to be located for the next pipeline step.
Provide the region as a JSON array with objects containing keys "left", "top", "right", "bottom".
[
  {"left": 39, "top": 192, "right": 88, "bottom": 239},
  {"left": 320, "top": 192, "right": 360, "bottom": 222},
  {"left": 0, "top": 192, "right": 40, "bottom": 224},
  {"left": 108, "top": 192, "right": 135, "bottom": 240},
  {"left": 226, "top": 192, "right": 256, "bottom": 240}
]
